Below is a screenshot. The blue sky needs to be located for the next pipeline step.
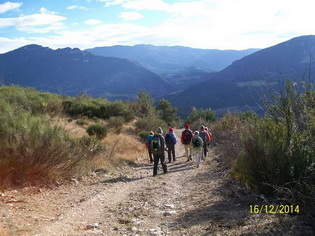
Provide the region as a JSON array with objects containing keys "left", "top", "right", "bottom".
[{"left": 0, "top": 0, "right": 315, "bottom": 53}]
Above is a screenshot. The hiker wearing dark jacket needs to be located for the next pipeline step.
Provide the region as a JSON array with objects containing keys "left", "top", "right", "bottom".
[
  {"left": 181, "top": 124, "right": 193, "bottom": 161},
  {"left": 165, "top": 127, "right": 177, "bottom": 163},
  {"left": 151, "top": 127, "right": 167, "bottom": 176},
  {"left": 199, "top": 125, "right": 211, "bottom": 159}
]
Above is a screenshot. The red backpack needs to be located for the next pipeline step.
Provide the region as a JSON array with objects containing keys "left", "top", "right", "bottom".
[{"left": 182, "top": 130, "right": 193, "bottom": 144}]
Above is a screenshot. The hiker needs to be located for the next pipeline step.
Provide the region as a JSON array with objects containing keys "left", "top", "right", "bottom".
[
  {"left": 151, "top": 127, "right": 168, "bottom": 176},
  {"left": 199, "top": 125, "right": 211, "bottom": 159},
  {"left": 165, "top": 128, "right": 177, "bottom": 163},
  {"left": 205, "top": 127, "right": 213, "bottom": 148},
  {"left": 191, "top": 131, "right": 204, "bottom": 168},
  {"left": 181, "top": 124, "right": 193, "bottom": 161},
  {"left": 145, "top": 131, "right": 154, "bottom": 163}
]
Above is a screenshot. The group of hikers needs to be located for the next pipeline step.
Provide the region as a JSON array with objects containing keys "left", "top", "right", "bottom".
[{"left": 145, "top": 124, "right": 213, "bottom": 176}]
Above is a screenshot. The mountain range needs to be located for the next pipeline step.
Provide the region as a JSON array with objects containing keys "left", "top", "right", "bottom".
[
  {"left": 86, "top": 45, "right": 258, "bottom": 90},
  {"left": 86, "top": 44, "right": 258, "bottom": 73},
  {"left": 165, "top": 35, "right": 315, "bottom": 116},
  {"left": 0, "top": 35, "right": 314, "bottom": 117},
  {"left": 0, "top": 45, "right": 174, "bottom": 100}
]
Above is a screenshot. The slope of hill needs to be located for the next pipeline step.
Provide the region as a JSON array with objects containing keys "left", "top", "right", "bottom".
[
  {"left": 166, "top": 35, "right": 315, "bottom": 116},
  {"left": 86, "top": 44, "right": 259, "bottom": 74},
  {"left": 0, "top": 45, "right": 175, "bottom": 100}
]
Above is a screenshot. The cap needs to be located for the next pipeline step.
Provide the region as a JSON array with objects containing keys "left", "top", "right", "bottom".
[
  {"left": 185, "top": 124, "right": 190, "bottom": 129},
  {"left": 194, "top": 131, "right": 199, "bottom": 135},
  {"left": 156, "top": 127, "right": 163, "bottom": 134},
  {"left": 169, "top": 128, "right": 174, "bottom": 132}
]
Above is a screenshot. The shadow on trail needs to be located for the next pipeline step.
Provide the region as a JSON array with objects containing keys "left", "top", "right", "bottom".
[
  {"left": 166, "top": 160, "right": 195, "bottom": 174},
  {"left": 92, "top": 156, "right": 194, "bottom": 185},
  {"left": 170, "top": 169, "right": 257, "bottom": 236},
  {"left": 170, "top": 158, "right": 313, "bottom": 236}
]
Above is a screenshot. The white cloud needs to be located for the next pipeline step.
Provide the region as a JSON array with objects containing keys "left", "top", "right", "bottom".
[
  {"left": 85, "top": 19, "right": 103, "bottom": 25},
  {"left": 119, "top": 11, "right": 143, "bottom": 21},
  {"left": 96, "top": 0, "right": 315, "bottom": 49},
  {"left": 0, "top": 1, "right": 22, "bottom": 14},
  {"left": 1, "top": 0, "right": 315, "bottom": 53},
  {"left": 67, "top": 5, "right": 89, "bottom": 11},
  {"left": 0, "top": 8, "right": 66, "bottom": 31},
  {"left": 120, "top": 0, "right": 170, "bottom": 11}
]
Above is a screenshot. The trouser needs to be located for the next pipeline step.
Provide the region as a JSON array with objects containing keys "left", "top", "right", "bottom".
[
  {"left": 203, "top": 142, "right": 208, "bottom": 159},
  {"left": 153, "top": 154, "right": 167, "bottom": 176},
  {"left": 167, "top": 144, "right": 176, "bottom": 162},
  {"left": 183, "top": 144, "right": 192, "bottom": 160},
  {"left": 193, "top": 149, "right": 203, "bottom": 166},
  {"left": 148, "top": 147, "right": 153, "bottom": 162}
]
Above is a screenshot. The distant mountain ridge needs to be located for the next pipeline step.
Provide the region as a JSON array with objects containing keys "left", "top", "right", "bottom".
[
  {"left": 86, "top": 44, "right": 259, "bottom": 74},
  {"left": 0, "top": 45, "right": 175, "bottom": 100},
  {"left": 165, "top": 35, "right": 315, "bottom": 116}
]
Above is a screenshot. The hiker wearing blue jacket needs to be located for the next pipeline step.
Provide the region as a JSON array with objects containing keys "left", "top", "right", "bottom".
[
  {"left": 165, "top": 128, "right": 177, "bottom": 163},
  {"left": 145, "top": 131, "right": 154, "bottom": 163}
]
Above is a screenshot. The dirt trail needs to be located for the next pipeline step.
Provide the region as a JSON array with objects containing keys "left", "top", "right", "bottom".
[{"left": 0, "top": 130, "right": 302, "bottom": 236}]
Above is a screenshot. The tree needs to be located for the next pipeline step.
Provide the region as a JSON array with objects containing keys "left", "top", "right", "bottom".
[
  {"left": 156, "top": 98, "right": 180, "bottom": 126},
  {"left": 187, "top": 108, "right": 216, "bottom": 123},
  {"left": 132, "top": 91, "right": 154, "bottom": 117}
]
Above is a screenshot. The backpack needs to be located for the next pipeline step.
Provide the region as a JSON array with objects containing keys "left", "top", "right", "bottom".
[
  {"left": 192, "top": 138, "right": 201, "bottom": 148},
  {"left": 165, "top": 133, "right": 175, "bottom": 145},
  {"left": 182, "top": 130, "right": 192, "bottom": 144},
  {"left": 150, "top": 135, "right": 163, "bottom": 153}
]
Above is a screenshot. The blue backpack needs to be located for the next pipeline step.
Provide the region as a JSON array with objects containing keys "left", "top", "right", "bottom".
[{"left": 165, "top": 133, "right": 176, "bottom": 145}]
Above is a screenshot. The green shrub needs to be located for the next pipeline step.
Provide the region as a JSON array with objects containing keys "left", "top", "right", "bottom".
[
  {"left": 86, "top": 123, "right": 108, "bottom": 139},
  {"left": 186, "top": 108, "right": 217, "bottom": 124},
  {"left": 108, "top": 116, "right": 125, "bottom": 129},
  {"left": 211, "top": 113, "right": 244, "bottom": 168},
  {"left": 62, "top": 96, "right": 134, "bottom": 122},
  {"left": 0, "top": 102, "right": 103, "bottom": 188},
  {"left": 76, "top": 119, "right": 89, "bottom": 126},
  {"left": 234, "top": 80, "right": 315, "bottom": 206},
  {"left": 135, "top": 113, "right": 167, "bottom": 134},
  {"left": 0, "top": 86, "right": 63, "bottom": 115}
]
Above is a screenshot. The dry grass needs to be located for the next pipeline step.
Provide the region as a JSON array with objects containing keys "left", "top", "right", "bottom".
[
  {"left": 55, "top": 117, "right": 147, "bottom": 172},
  {"left": 100, "top": 132, "right": 147, "bottom": 166},
  {"left": 0, "top": 226, "right": 8, "bottom": 236},
  {"left": 56, "top": 117, "right": 147, "bottom": 167},
  {"left": 52, "top": 117, "right": 89, "bottom": 139}
]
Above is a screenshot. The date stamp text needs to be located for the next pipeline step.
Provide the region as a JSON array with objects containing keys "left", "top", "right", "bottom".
[{"left": 249, "top": 205, "right": 300, "bottom": 214}]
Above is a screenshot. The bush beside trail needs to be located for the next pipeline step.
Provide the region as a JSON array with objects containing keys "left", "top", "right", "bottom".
[
  {"left": 210, "top": 81, "right": 315, "bottom": 229},
  {"left": 0, "top": 86, "right": 145, "bottom": 190}
]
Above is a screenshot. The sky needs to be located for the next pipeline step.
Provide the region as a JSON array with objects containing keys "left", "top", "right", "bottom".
[{"left": 0, "top": 0, "right": 315, "bottom": 53}]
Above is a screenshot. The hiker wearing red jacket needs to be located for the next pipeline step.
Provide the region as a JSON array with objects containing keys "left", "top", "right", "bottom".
[{"left": 181, "top": 124, "right": 193, "bottom": 162}]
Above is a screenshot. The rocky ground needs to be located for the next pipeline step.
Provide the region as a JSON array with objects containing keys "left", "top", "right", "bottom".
[{"left": 0, "top": 130, "right": 313, "bottom": 236}]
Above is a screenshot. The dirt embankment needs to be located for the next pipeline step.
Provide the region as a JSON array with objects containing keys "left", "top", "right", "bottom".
[{"left": 0, "top": 130, "right": 312, "bottom": 236}]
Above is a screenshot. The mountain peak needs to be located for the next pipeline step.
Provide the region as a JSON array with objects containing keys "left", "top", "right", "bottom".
[{"left": 20, "top": 44, "right": 47, "bottom": 51}]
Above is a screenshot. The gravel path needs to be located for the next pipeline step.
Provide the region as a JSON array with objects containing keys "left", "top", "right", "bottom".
[{"left": 0, "top": 130, "right": 305, "bottom": 236}]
